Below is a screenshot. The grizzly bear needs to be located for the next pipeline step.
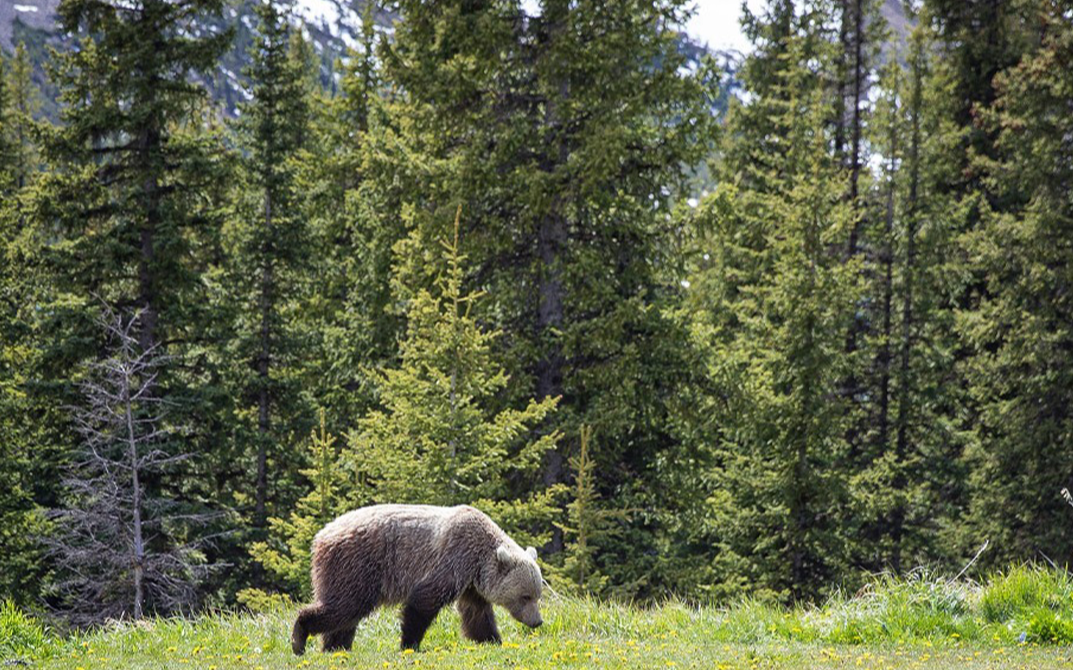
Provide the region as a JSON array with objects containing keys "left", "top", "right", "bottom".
[{"left": 291, "top": 504, "right": 544, "bottom": 655}]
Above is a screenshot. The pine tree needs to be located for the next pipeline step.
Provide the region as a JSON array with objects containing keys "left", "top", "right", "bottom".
[
  {"left": 6, "top": 43, "right": 40, "bottom": 190},
  {"left": 957, "top": 5, "right": 1073, "bottom": 567},
  {"left": 224, "top": 0, "right": 313, "bottom": 530},
  {"left": 377, "top": 0, "right": 713, "bottom": 593},
  {"left": 558, "top": 425, "right": 624, "bottom": 594},
  {"left": 684, "top": 3, "right": 861, "bottom": 601},
  {"left": 37, "top": 0, "right": 231, "bottom": 354},
  {"left": 299, "top": 1, "right": 400, "bottom": 431},
  {"left": 349, "top": 208, "right": 562, "bottom": 547},
  {"left": 245, "top": 409, "right": 347, "bottom": 600}
]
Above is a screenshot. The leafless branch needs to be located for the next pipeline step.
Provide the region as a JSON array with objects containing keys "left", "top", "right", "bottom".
[{"left": 46, "top": 304, "right": 221, "bottom": 626}]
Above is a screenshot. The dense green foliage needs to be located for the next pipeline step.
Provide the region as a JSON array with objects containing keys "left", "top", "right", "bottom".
[{"left": 2, "top": 0, "right": 1073, "bottom": 620}]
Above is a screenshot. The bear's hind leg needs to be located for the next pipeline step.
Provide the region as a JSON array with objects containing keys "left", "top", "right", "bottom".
[
  {"left": 317, "top": 593, "right": 377, "bottom": 653},
  {"left": 458, "top": 588, "right": 500, "bottom": 644},
  {"left": 322, "top": 626, "right": 356, "bottom": 652},
  {"left": 293, "top": 604, "right": 326, "bottom": 656},
  {"left": 293, "top": 602, "right": 355, "bottom": 656}
]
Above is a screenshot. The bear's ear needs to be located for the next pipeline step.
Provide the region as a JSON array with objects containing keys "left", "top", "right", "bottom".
[
  {"left": 496, "top": 544, "right": 514, "bottom": 570},
  {"left": 526, "top": 546, "right": 538, "bottom": 561}
]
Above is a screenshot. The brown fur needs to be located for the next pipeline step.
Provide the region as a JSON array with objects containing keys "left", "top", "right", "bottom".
[{"left": 291, "top": 504, "right": 543, "bottom": 655}]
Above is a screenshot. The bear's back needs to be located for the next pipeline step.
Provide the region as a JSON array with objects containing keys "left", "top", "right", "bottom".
[{"left": 311, "top": 504, "right": 505, "bottom": 604}]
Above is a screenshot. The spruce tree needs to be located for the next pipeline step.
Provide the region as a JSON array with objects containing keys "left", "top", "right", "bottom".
[
  {"left": 846, "top": 21, "right": 964, "bottom": 574},
  {"left": 377, "top": 0, "right": 712, "bottom": 593},
  {"left": 835, "top": 0, "right": 884, "bottom": 472},
  {"left": 0, "top": 42, "right": 53, "bottom": 606},
  {"left": 0, "top": 55, "right": 12, "bottom": 190},
  {"left": 926, "top": 0, "right": 1028, "bottom": 208},
  {"left": 349, "top": 209, "right": 561, "bottom": 547},
  {"left": 684, "top": 2, "right": 861, "bottom": 601},
  {"left": 245, "top": 409, "right": 347, "bottom": 600},
  {"left": 0, "top": 69, "right": 44, "bottom": 595},
  {"left": 38, "top": 0, "right": 231, "bottom": 354},
  {"left": 224, "top": 0, "right": 313, "bottom": 530},
  {"left": 957, "top": 5, "right": 1073, "bottom": 566},
  {"left": 28, "top": 0, "right": 232, "bottom": 603},
  {"left": 299, "top": 2, "right": 400, "bottom": 432},
  {"left": 559, "top": 425, "right": 624, "bottom": 594},
  {"left": 7, "top": 44, "right": 39, "bottom": 190}
]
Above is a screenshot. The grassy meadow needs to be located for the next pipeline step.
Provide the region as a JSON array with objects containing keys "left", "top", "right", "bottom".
[{"left": 6, "top": 566, "right": 1073, "bottom": 669}]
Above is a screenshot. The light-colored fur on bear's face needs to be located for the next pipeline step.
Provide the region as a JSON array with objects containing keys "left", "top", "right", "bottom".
[{"left": 479, "top": 544, "right": 543, "bottom": 628}]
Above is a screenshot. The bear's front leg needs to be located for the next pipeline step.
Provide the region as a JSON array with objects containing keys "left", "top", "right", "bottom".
[
  {"left": 401, "top": 578, "right": 458, "bottom": 651},
  {"left": 401, "top": 602, "right": 439, "bottom": 650},
  {"left": 458, "top": 587, "right": 501, "bottom": 644}
]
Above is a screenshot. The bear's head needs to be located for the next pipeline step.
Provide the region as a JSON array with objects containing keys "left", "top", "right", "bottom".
[{"left": 480, "top": 543, "right": 543, "bottom": 628}]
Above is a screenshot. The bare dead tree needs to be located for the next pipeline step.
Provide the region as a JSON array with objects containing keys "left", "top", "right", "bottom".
[{"left": 46, "top": 306, "right": 217, "bottom": 626}]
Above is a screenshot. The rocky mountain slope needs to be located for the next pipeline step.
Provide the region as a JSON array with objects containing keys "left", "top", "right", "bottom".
[
  {"left": 2, "top": 1, "right": 905, "bottom": 120},
  {"left": 2, "top": 0, "right": 397, "bottom": 118}
]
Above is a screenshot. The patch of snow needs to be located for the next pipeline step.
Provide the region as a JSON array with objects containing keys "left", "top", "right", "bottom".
[
  {"left": 14, "top": 4, "right": 40, "bottom": 12},
  {"left": 293, "top": 0, "right": 341, "bottom": 31},
  {"left": 521, "top": 0, "right": 541, "bottom": 17},
  {"left": 687, "top": 197, "right": 698, "bottom": 208}
]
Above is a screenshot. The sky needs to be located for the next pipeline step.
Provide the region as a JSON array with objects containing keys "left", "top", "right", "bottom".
[{"left": 685, "top": 0, "right": 763, "bottom": 52}]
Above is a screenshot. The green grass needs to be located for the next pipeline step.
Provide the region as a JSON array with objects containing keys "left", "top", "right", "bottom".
[{"left": 8, "top": 566, "right": 1073, "bottom": 669}]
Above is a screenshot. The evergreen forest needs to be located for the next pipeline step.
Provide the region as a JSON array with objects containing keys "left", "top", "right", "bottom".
[{"left": 2, "top": 0, "right": 1073, "bottom": 623}]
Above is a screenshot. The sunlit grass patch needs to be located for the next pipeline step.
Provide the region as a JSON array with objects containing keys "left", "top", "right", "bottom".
[
  {"left": 11, "top": 567, "right": 1073, "bottom": 669},
  {"left": 979, "top": 564, "right": 1073, "bottom": 624},
  {"left": 0, "top": 600, "right": 49, "bottom": 659}
]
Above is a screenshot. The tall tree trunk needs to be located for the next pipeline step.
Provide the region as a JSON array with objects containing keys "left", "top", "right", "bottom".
[
  {"left": 255, "top": 191, "right": 273, "bottom": 528},
  {"left": 892, "top": 45, "right": 923, "bottom": 573},
  {"left": 123, "top": 360, "right": 145, "bottom": 619},
  {"left": 842, "top": 0, "right": 867, "bottom": 459},
  {"left": 536, "top": 3, "right": 570, "bottom": 553},
  {"left": 138, "top": 124, "right": 161, "bottom": 355},
  {"left": 834, "top": 0, "right": 849, "bottom": 161},
  {"left": 536, "top": 204, "right": 566, "bottom": 555},
  {"left": 877, "top": 102, "right": 897, "bottom": 551},
  {"left": 845, "top": 0, "right": 864, "bottom": 258}
]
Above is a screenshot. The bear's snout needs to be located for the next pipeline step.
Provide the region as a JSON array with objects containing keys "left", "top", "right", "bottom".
[{"left": 511, "top": 602, "right": 543, "bottom": 628}]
